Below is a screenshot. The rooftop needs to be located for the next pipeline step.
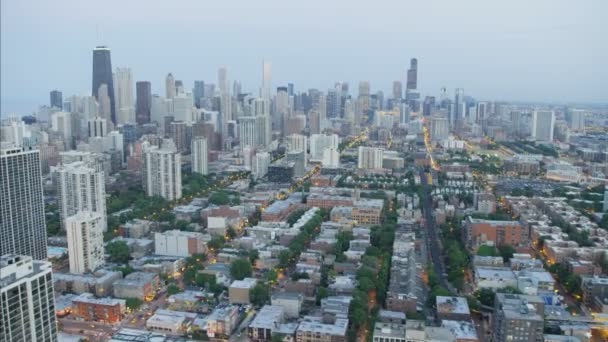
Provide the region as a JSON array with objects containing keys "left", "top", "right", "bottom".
[
  {"left": 297, "top": 316, "right": 348, "bottom": 336},
  {"left": 249, "top": 305, "right": 285, "bottom": 330},
  {"left": 441, "top": 320, "right": 478, "bottom": 340},
  {"left": 436, "top": 296, "right": 471, "bottom": 316},
  {"left": 230, "top": 277, "right": 257, "bottom": 289}
]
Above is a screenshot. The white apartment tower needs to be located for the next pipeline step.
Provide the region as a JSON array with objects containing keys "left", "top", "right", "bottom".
[
  {"left": 358, "top": 146, "right": 384, "bottom": 169},
  {"left": 239, "top": 116, "right": 258, "bottom": 149},
  {"left": 55, "top": 161, "right": 107, "bottom": 232},
  {"left": 0, "top": 254, "right": 58, "bottom": 341},
  {"left": 310, "top": 134, "right": 340, "bottom": 161},
  {"left": 569, "top": 109, "right": 586, "bottom": 132},
  {"left": 431, "top": 116, "right": 449, "bottom": 141},
  {"left": 253, "top": 152, "right": 271, "bottom": 179},
  {"left": 66, "top": 212, "right": 105, "bottom": 274},
  {"left": 532, "top": 110, "right": 555, "bottom": 142},
  {"left": 143, "top": 139, "right": 182, "bottom": 201},
  {"left": 191, "top": 137, "right": 209, "bottom": 175},
  {"left": 322, "top": 147, "right": 340, "bottom": 168},
  {"left": 113, "top": 67, "right": 135, "bottom": 124},
  {"left": 0, "top": 148, "right": 48, "bottom": 260}
]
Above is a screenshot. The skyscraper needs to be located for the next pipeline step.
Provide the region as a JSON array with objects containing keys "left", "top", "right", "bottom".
[
  {"left": 113, "top": 67, "right": 135, "bottom": 124},
  {"left": 392, "top": 81, "right": 403, "bottom": 100},
  {"left": 97, "top": 84, "right": 112, "bottom": 123},
  {"left": 92, "top": 46, "right": 116, "bottom": 124},
  {"left": 532, "top": 110, "right": 555, "bottom": 142},
  {"left": 66, "top": 212, "right": 105, "bottom": 274},
  {"left": 191, "top": 137, "right": 208, "bottom": 175},
  {"left": 50, "top": 89, "right": 63, "bottom": 109},
  {"left": 143, "top": 139, "right": 182, "bottom": 201},
  {"left": 569, "top": 109, "right": 586, "bottom": 132},
  {"left": 165, "top": 73, "right": 176, "bottom": 99},
  {"left": 54, "top": 161, "right": 107, "bottom": 232},
  {"left": 136, "top": 81, "right": 152, "bottom": 125},
  {"left": 0, "top": 254, "right": 58, "bottom": 341},
  {"left": 239, "top": 116, "right": 258, "bottom": 149},
  {"left": 193, "top": 80, "right": 205, "bottom": 108},
  {"left": 262, "top": 61, "right": 272, "bottom": 100},
  {"left": 358, "top": 146, "right": 384, "bottom": 169},
  {"left": 0, "top": 147, "right": 48, "bottom": 260},
  {"left": 406, "top": 58, "right": 418, "bottom": 90}
]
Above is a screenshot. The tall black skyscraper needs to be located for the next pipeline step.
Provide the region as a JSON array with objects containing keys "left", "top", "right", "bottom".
[
  {"left": 50, "top": 90, "right": 62, "bottom": 109},
  {"left": 406, "top": 58, "right": 418, "bottom": 90},
  {"left": 92, "top": 46, "right": 116, "bottom": 124},
  {"left": 193, "top": 80, "right": 205, "bottom": 108},
  {"left": 136, "top": 81, "right": 152, "bottom": 125}
]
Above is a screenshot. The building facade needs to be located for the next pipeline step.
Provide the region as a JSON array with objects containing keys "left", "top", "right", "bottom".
[
  {"left": 0, "top": 148, "right": 48, "bottom": 260},
  {"left": 66, "top": 212, "right": 105, "bottom": 274},
  {"left": 0, "top": 255, "right": 58, "bottom": 341}
]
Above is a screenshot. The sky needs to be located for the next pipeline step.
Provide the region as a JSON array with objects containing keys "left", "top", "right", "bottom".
[{"left": 1, "top": 0, "right": 607, "bottom": 116}]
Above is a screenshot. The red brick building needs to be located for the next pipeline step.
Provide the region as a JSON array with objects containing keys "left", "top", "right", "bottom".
[
  {"left": 463, "top": 217, "right": 528, "bottom": 251},
  {"left": 72, "top": 293, "right": 125, "bottom": 323}
]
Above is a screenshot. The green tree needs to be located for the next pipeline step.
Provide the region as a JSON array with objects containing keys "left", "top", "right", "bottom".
[
  {"left": 207, "top": 236, "right": 225, "bottom": 250},
  {"left": 114, "top": 265, "right": 135, "bottom": 276},
  {"left": 167, "top": 284, "right": 182, "bottom": 295},
  {"left": 175, "top": 220, "right": 190, "bottom": 231},
  {"left": 316, "top": 287, "right": 329, "bottom": 305},
  {"left": 475, "top": 288, "right": 496, "bottom": 306},
  {"left": 226, "top": 227, "right": 237, "bottom": 240},
  {"left": 106, "top": 240, "right": 130, "bottom": 264},
  {"left": 125, "top": 298, "right": 143, "bottom": 310},
  {"left": 476, "top": 245, "right": 497, "bottom": 257},
  {"left": 209, "top": 191, "right": 230, "bottom": 205},
  {"left": 230, "top": 258, "right": 253, "bottom": 280},
  {"left": 250, "top": 283, "right": 269, "bottom": 307},
  {"left": 249, "top": 250, "right": 260, "bottom": 265},
  {"left": 497, "top": 245, "right": 516, "bottom": 262}
]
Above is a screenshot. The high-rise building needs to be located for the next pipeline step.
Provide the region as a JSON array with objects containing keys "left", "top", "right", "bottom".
[
  {"left": 191, "top": 137, "right": 208, "bottom": 175},
  {"left": 92, "top": 46, "right": 116, "bottom": 124},
  {"left": 261, "top": 61, "right": 272, "bottom": 100},
  {"left": 143, "top": 139, "right": 182, "bottom": 201},
  {"left": 54, "top": 161, "right": 107, "bottom": 232},
  {"left": 310, "top": 134, "right": 339, "bottom": 161},
  {"left": 50, "top": 90, "right": 63, "bottom": 109},
  {"left": 406, "top": 58, "right": 418, "bottom": 90},
  {"left": 392, "top": 81, "right": 403, "bottom": 100},
  {"left": 493, "top": 293, "right": 544, "bottom": 342},
  {"left": 193, "top": 80, "right": 205, "bottom": 108},
  {"left": 431, "top": 116, "right": 449, "bottom": 141},
  {"left": 51, "top": 111, "right": 74, "bottom": 147},
  {"left": 66, "top": 212, "right": 105, "bottom": 274},
  {"left": 97, "top": 83, "right": 113, "bottom": 124},
  {"left": 286, "top": 134, "right": 307, "bottom": 153},
  {"left": 136, "top": 81, "right": 152, "bottom": 125},
  {"left": 169, "top": 120, "right": 190, "bottom": 153},
  {"left": 532, "top": 110, "right": 555, "bottom": 142},
  {"left": 569, "top": 109, "right": 586, "bottom": 132},
  {"left": 476, "top": 102, "right": 488, "bottom": 124},
  {"left": 0, "top": 148, "right": 48, "bottom": 260},
  {"left": 275, "top": 87, "right": 290, "bottom": 133},
  {"left": 113, "top": 67, "right": 135, "bottom": 124},
  {"left": 88, "top": 116, "right": 107, "bottom": 137},
  {"left": 358, "top": 146, "right": 384, "bottom": 169},
  {"left": 239, "top": 116, "right": 258, "bottom": 149},
  {"left": 253, "top": 152, "right": 270, "bottom": 179},
  {"left": 322, "top": 147, "right": 340, "bottom": 168},
  {"left": 0, "top": 254, "right": 58, "bottom": 341},
  {"left": 165, "top": 73, "right": 176, "bottom": 99}
]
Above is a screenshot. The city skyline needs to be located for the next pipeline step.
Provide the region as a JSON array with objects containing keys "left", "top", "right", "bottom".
[{"left": 2, "top": 0, "right": 608, "bottom": 117}]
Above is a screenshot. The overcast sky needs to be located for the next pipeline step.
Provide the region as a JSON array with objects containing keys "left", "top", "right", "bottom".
[{"left": 1, "top": 0, "right": 607, "bottom": 116}]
